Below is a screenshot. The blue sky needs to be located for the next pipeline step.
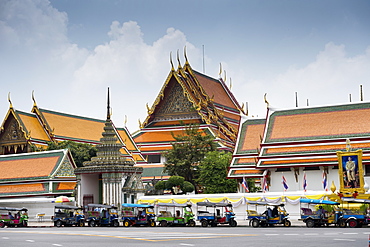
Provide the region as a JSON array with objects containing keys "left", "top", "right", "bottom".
[{"left": 1, "top": 0, "right": 370, "bottom": 132}]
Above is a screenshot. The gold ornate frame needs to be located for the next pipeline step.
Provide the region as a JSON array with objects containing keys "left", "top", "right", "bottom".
[{"left": 337, "top": 150, "right": 364, "bottom": 194}]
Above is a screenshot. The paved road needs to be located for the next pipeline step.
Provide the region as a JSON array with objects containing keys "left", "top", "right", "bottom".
[{"left": 1, "top": 226, "right": 369, "bottom": 247}]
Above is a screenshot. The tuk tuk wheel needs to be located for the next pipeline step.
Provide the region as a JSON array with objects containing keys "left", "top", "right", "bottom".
[
  {"left": 306, "top": 219, "right": 314, "bottom": 228},
  {"left": 0, "top": 222, "right": 5, "bottom": 228},
  {"left": 123, "top": 220, "right": 130, "bottom": 227},
  {"left": 89, "top": 221, "right": 96, "bottom": 227},
  {"left": 338, "top": 219, "right": 346, "bottom": 228},
  {"left": 78, "top": 221, "right": 84, "bottom": 227},
  {"left": 283, "top": 220, "right": 291, "bottom": 227},
  {"left": 55, "top": 220, "right": 63, "bottom": 228},
  {"left": 201, "top": 220, "right": 208, "bottom": 227},
  {"left": 251, "top": 219, "right": 260, "bottom": 228},
  {"left": 160, "top": 220, "right": 167, "bottom": 227},
  {"left": 112, "top": 220, "right": 119, "bottom": 227},
  {"left": 149, "top": 220, "right": 156, "bottom": 227},
  {"left": 229, "top": 219, "right": 237, "bottom": 227},
  {"left": 22, "top": 221, "right": 28, "bottom": 227},
  {"left": 347, "top": 219, "right": 358, "bottom": 228},
  {"left": 188, "top": 220, "right": 196, "bottom": 227}
]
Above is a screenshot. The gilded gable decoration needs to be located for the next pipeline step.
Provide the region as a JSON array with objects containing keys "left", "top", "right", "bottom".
[{"left": 53, "top": 156, "right": 76, "bottom": 177}]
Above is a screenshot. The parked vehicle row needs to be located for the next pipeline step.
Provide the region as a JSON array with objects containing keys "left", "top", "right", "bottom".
[{"left": 3, "top": 197, "right": 369, "bottom": 228}]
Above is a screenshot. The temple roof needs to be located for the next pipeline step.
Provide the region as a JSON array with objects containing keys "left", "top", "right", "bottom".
[
  {"left": 228, "top": 118, "right": 266, "bottom": 178},
  {"left": 257, "top": 102, "right": 370, "bottom": 168},
  {"left": 140, "top": 59, "right": 242, "bottom": 146},
  {"left": 0, "top": 149, "right": 76, "bottom": 182}
]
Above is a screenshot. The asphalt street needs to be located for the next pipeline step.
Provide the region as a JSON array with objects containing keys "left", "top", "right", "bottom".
[{"left": 0, "top": 226, "right": 369, "bottom": 247}]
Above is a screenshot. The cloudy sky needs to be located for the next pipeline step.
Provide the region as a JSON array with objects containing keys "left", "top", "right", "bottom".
[{"left": 1, "top": 0, "right": 369, "bottom": 133}]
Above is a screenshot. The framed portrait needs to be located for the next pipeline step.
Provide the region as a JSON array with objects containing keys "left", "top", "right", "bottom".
[{"left": 337, "top": 150, "right": 364, "bottom": 193}]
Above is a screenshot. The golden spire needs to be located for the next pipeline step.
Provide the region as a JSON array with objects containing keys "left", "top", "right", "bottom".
[
  {"left": 264, "top": 93, "right": 270, "bottom": 108},
  {"left": 223, "top": 70, "right": 226, "bottom": 82},
  {"left": 177, "top": 49, "right": 181, "bottom": 69},
  {"left": 218, "top": 63, "right": 222, "bottom": 78},
  {"left": 184, "top": 46, "right": 189, "bottom": 65},
  {"left": 229, "top": 77, "right": 232, "bottom": 90},
  {"left": 8, "top": 92, "right": 13, "bottom": 108},
  {"left": 124, "top": 115, "right": 127, "bottom": 126},
  {"left": 32, "top": 90, "right": 37, "bottom": 107},
  {"left": 170, "top": 52, "right": 174, "bottom": 71}
]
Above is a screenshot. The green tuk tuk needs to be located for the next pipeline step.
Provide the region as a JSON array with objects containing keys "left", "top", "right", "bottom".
[
  {"left": 156, "top": 203, "right": 196, "bottom": 227},
  {"left": 0, "top": 207, "right": 28, "bottom": 227}
]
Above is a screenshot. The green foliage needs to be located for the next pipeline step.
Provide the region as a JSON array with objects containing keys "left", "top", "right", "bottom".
[
  {"left": 46, "top": 141, "right": 97, "bottom": 167},
  {"left": 167, "top": 176, "right": 185, "bottom": 188},
  {"left": 154, "top": 180, "right": 167, "bottom": 191},
  {"left": 246, "top": 178, "right": 261, "bottom": 193},
  {"left": 153, "top": 176, "right": 194, "bottom": 194},
  {"left": 196, "top": 151, "right": 238, "bottom": 194},
  {"left": 181, "top": 181, "right": 195, "bottom": 193},
  {"left": 163, "top": 124, "right": 216, "bottom": 191}
]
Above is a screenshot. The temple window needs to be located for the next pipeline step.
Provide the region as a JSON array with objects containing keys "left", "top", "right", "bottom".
[
  {"left": 275, "top": 167, "right": 291, "bottom": 172},
  {"left": 303, "top": 166, "right": 320, "bottom": 171},
  {"left": 146, "top": 154, "right": 161, "bottom": 163}
]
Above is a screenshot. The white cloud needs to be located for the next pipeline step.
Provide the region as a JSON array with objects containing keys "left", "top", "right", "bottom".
[{"left": 236, "top": 42, "right": 370, "bottom": 117}]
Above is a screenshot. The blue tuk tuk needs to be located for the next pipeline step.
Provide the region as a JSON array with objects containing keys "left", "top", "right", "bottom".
[
  {"left": 196, "top": 202, "right": 237, "bottom": 227},
  {"left": 299, "top": 198, "right": 340, "bottom": 227},
  {"left": 246, "top": 201, "right": 291, "bottom": 227},
  {"left": 53, "top": 205, "right": 85, "bottom": 227},
  {"left": 339, "top": 197, "right": 370, "bottom": 228},
  {"left": 85, "top": 204, "right": 119, "bottom": 227},
  {"left": 121, "top": 203, "right": 156, "bottom": 227}
]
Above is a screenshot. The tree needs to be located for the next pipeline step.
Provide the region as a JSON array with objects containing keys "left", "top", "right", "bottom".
[
  {"left": 154, "top": 176, "right": 194, "bottom": 194},
  {"left": 163, "top": 124, "right": 216, "bottom": 192},
  {"left": 45, "top": 141, "right": 97, "bottom": 167},
  {"left": 196, "top": 151, "right": 238, "bottom": 194}
]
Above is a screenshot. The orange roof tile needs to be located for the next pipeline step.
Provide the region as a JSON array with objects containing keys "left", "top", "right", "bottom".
[
  {"left": 0, "top": 156, "right": 60, "bottom": 180},
  {"left": 269, "top": 108, "right": 370, "bottom": 141},
  {"left": 195, "top": 73, "right": 236, "bottom": 109},
  {"left": 0, "top": 183, "right": 45, "bottom": 193},
  {"left": 56, "top": 182, "right": 76, "bottom": 190},
  {"left": 241, "top": 124, "right": 265, "bottom": 151},
  {"left": 17, "top": 112, "right": 49, "bottom": 141},
  {"left": 41, "top": 110, "right": 104, "bottom": 142}
]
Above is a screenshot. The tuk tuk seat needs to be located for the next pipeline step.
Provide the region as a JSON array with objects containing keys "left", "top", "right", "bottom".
[
  {"left": 301, "top": 208, "right": 313, "bottom": 215},
  {"left": 247, "top": 210, "right": 259, "bottom": 216}
]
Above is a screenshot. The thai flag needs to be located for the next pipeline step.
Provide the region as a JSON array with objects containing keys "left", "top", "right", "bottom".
[
  {"left": 303, "top": 172, "right": 307, "bottom": 192},
  {"left": 242, "top": 177, "right": 249, "bottom": 192},
  {"left": 282, "top": 175, "right": 289, "bottom": 191},
  {"left": 322, "top": 171, "right": 328, "bottom": 191},
  {"left": 262, "top": 170, "right": 269, "bottom": 192}
]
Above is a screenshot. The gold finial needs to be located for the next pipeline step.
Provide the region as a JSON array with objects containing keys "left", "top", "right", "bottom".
[
  {"left": 138, "top": 119, "right": 142, "bottom": 129},
  {"left": 124, "top": 115, "right": 127, "bottom": 126},
  {"left": 346, "top": 138, "right": 351, "bottom": 152},
  {"left": 330, "top": 181, "right": 336, "bottom": 193},
  {"left": 177, "top": 49, "right": 181, "bottom": 69},
  {"left": 229, "top": 77, "right": 232, "bottom": 90},
  {"left": 8, "top": 92, "right": 13, "bottom": 108},
  {"left": 32, "top": 90, "right": 37, "bottom": 107},
  {"left": 170, "top": 52, "right": 174, "bottom": 71},
  {"left": 184, "top": 46, "right": 189, "bottom": 65},
  {"left": 245, "top": 102, "right": 249, "bottom": 116},
  {"left": 264, "top": 93, "right": 269, "bottom": 108},
  {"left": 146, "top": 103, "right": 153, "bottom": 114},
  {"left": 223, "top": 70, "right": 226, "bottom": 82},
  {"left": 219, "top": 63, "right": 222, "bottom": 78}
]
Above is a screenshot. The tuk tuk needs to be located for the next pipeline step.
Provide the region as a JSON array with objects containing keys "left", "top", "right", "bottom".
[
  {"left": 53, "top": 205, "right": 85, "bottom": 227},
  {"left": 0, "top": 207, "right": 28, "bottom": 227},
  {"left": 121, "top": 203, "right": 156, "bottom": 227},
  {"left": 196, "top": 202, "right": 237, "bottom": 227},
  {"left": 299, "top": 198, "right": 340, "bottom": 227},
  {"left": 338, "top": 197, "right": 370, "bottom": 228},
  {"left": 85, "top": 204, "right": 119, "bottom": 227},
  {"left": 156, "top": 203, "right": 196, "bottom": 227},
  {"left": 246, "top": 201, "right": 291, "bottom": 227}
]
